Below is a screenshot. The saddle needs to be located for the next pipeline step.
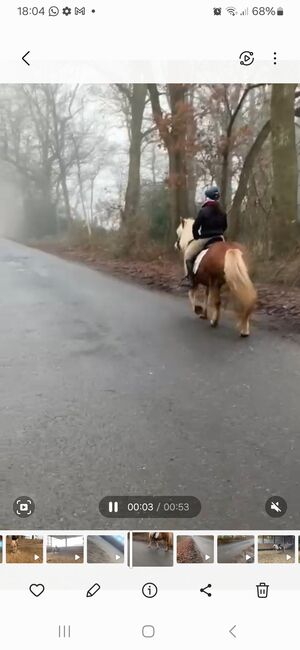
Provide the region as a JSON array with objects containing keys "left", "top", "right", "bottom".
[{"left": 203, "top": 235, "right": 225, "bottom": 249}]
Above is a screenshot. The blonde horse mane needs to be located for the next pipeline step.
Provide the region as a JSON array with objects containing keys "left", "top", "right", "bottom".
[{"left": 176, "top": 218, "right": 194, "bottom": 252}]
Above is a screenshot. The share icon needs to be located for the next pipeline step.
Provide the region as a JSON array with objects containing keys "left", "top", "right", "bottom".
[{"left": 200, "top": 583, "right": 212, "bottom": 597}]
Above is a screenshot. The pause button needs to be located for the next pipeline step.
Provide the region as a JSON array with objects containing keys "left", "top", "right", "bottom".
[
  {"left": 108, "top": 501, "right": 119, "bottom": 513},
  {"left": 58, "top": 625, "right": 71, "bottom": 639}
]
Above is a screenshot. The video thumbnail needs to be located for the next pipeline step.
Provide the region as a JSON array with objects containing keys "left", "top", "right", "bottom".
[
  {"left": 177, "top": 535, "right": 214, "bottom": 563},
  {"left": 258, "top": 535, "right": 295, "bottom": 563},
  {"left": 6, "top": 535, "right": 43, "bottom": 563},
  {"left": 87, "top": 535, "right": 124, "bottom": 563},
  {"left": 46, "top": 535, "right": 84, "bottom": 563},
  {"left": 132, "top": 532, "right": 173, "bottom": 567},
  {"left": 217, "top": 536, "right": 254, "bottom": 563}
]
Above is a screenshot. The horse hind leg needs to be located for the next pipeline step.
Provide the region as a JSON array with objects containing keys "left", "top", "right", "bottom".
[
  {"left": 238, "top": 309, "right": 251, "bottom": 337},
  {"left": 189, "top": 288, "right": 201, "bottom": 315},
  {"left": 188, "top": 288, "right": 195, "bottom": 312},
  {"left": 200, "top": 286, "right": 209, "bottom": 319},
  {"left": 208, "top": 285, "right": 221, "bottom": 328},
  {"left": 189, "top": 286, "right": 207, "bottom": 317}
]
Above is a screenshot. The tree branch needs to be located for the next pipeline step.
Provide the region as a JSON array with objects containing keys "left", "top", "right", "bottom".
[{"left": 229, "top": 119, "right": 271, "bottom": 238}]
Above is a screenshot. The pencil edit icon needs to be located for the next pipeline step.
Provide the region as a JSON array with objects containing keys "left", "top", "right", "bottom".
[{"left": 86, "top": 583, "right": 101, "bottom": 598}]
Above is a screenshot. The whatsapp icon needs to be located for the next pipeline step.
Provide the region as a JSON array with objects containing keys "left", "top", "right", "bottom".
[{"left": 49, "top": 6, "right": 59, "bottom": 15}]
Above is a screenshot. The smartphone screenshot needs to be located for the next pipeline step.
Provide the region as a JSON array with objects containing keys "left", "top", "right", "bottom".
[{"left": 0, "top": 1, "right": 299, "bottom": 646}]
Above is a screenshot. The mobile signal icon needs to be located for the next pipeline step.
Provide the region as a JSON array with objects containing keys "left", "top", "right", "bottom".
[
  {"left": 240, "top": 7, "right": 249, "bottom": 15},
  {"left": 226, "top": 6, "right": 237, "bottom": 15}
]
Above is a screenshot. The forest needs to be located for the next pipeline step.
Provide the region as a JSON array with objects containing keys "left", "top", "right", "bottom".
[{"left": 0, "top": 83, "right": 299, "bottom": 277}]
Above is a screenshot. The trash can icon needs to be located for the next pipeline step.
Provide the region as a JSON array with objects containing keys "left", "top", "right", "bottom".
[{"left": 256, "top": 582, "right": 269, "bottom": 598}]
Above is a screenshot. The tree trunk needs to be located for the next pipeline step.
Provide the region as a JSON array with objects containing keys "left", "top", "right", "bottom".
[
  {"left": 271, "top": 84, "right": 298, "bottom": 254},
  {"left": 46, "top": 86, "right": 73, "bottom": 226},
  {"left": 186, "top": 86, "right": 197, "bottom": 218},
  {"left": 60, "top": 166, "right": 72, "bottom": 225},
  {"left": 229, "top": 121, "right": 271, "bottom": 239},
  {"left": 123, "top": 84, "right": 147, "bottom": 224},
  {"left": 148, "top": 84, "right": 193, "bottom": 238},
  {"left": 220, "top": 85, "right": 263, "bottom": 210},
  {"left": 168, "top": 84, "right": 190, "bottom": 225}
]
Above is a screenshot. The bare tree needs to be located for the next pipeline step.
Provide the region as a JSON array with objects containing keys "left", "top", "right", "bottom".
[
  {"left": 148, "top": 83, "right": 197, "bottom": 234},
  {"left": 271, "top": 84, "right": 298, "bottom": 254},
  {"left": 116, "top": 84, "right": 148, "bottom": 225}
]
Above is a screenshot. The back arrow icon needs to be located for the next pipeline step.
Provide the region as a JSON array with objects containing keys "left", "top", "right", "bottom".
[
  {"left": 22, "top": 51, "right": 30, "bottom": 66},
  {"left": 229, "top": 625, "right": 237, "bottom": 638}
]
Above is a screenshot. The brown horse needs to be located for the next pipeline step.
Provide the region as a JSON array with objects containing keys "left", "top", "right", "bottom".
[
  {"left": 148, "top": 532, "right": 172, "bottom": 552},
  {"left": 176, "top": 219, "right": 257, "bottom": 337}
]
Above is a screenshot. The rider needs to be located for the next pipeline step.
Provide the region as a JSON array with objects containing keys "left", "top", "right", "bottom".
[{"left": 182, "top": 186, "right": 227, "bottom": 288}]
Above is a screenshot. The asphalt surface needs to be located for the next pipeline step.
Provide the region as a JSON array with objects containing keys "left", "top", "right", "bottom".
[
  {"left": 217, "top": 539, "right": 254, "bottom": 563},
  {"left": 1, "top": 239, "right": 300, "bottom": 531},
  {"left": 193, "top": 535, "right": 214, "bottom": 562},
  {"left": 87, "top": 537, "right": 124, "bottom": 563},
  {"left": 132, "top": 541, "right": 173, "bottom": 567}
]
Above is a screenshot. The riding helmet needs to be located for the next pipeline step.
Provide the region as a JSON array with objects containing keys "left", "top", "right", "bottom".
[{"left": 205, "top": 186, "right": 220, "bottom": 200}]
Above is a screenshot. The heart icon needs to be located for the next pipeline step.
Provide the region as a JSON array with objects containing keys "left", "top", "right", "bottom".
[{"left": 29, "top": 583, "right": 45, "bottom": 597}]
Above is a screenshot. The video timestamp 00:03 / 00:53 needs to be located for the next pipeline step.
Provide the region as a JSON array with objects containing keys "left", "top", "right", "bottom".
[{"left": 99, "top": 496, "right": 202, "bottom": 518}]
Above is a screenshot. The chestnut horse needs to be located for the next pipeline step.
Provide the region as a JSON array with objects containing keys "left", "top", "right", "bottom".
[
  {"left": 148, "top": 532, "right": 172, "bottom": 552},
  {"left": 176, "top": 218, "right": 257, "bottom": 337}
]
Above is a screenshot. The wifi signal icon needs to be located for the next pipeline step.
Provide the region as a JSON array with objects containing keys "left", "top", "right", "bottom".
[{"left": 226, "top": 6, "right": 237, "bottom": 14}]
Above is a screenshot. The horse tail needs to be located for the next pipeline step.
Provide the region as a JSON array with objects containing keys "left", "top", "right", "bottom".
[{"left": 224, "top": 248, "right": 257, "bottom": 315}]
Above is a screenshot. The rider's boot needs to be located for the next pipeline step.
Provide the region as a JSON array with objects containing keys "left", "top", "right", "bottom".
[{"left": 181, "top": 259, "right": 194, "bottom": 288}]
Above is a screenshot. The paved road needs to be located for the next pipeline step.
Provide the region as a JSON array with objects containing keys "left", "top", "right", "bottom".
[
  {"left": 87, "top": 536, "right": 124, "bottom": 563},
  {"left": 1, "top": 239, "right": 300, "bottom": 530},
  {"left": 193, "top": 535, "right": 214, "bottom": 562},
  {"left": 217, "top": 539, "right": 254, "bottom": 563},
  {"left": 132, "top": 541, "right": 173, "bottom": 567}
]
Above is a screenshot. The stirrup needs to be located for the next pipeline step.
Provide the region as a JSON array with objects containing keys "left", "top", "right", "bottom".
[{"left": 180, "top": 275, "right": 194, "bottom": 288}]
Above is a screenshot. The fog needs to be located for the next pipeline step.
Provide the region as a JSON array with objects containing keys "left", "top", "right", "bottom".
[
  {"left": 0, "top": 83, "right": 299, "bottom": 255},
  {"left": 0, "top": 84, "right": 167, "bottom": 240},
  {"left": 0, "top": 162, "right": 23, "bottom": 237}
]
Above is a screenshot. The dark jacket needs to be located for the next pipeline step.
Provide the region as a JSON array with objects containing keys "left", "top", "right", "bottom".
[{"left": 192, "top": 200, "right": 227, "bottom": 240}]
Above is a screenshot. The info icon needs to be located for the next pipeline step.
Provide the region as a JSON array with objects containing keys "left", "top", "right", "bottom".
[
  {"left": 142, "top": 583, "right": 158, "bottom": 598},
  {"left": 265, "top": 496, "right": 287, "bottom": 518},
  {"left": 13, "top": 496, "right": 35, "bottom": 518}
]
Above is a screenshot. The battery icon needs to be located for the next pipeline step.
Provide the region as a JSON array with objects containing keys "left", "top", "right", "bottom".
[{"left": 277, "top": 7, "right": 284, "bottom": 14}]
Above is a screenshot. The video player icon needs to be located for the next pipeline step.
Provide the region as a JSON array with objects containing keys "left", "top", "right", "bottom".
[{"left": 239, "top": 51, "right": 255, "bottom": 66}]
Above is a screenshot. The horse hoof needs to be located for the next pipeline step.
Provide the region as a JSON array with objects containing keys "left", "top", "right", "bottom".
[
  {"left": 194, "top": 305, "right": 203, "bottom": 315},
  {"left": 210, "top": 320, "right": 218, "bottom": 328},
  {"left": 240, "top": 332, "right": 250, "bottom": 338},
  {"left": 200, "top": 313, "right": 208, "bottom": 320}
]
